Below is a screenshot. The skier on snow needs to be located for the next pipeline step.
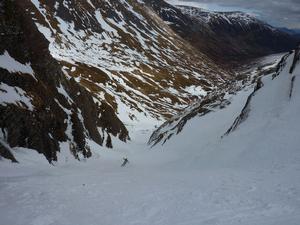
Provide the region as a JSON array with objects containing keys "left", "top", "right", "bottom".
[{"left": 121, "top": 157, "right": 129, "bottom": 167}]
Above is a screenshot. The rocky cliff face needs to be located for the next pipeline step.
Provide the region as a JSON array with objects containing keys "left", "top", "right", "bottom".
[{"left": 0, "top": 0, "right": 128, "bottom": 162}]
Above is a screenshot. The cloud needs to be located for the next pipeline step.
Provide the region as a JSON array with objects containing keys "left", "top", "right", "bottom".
[{"left": 166, "top": 0, "right": 300, "bottom": 29}]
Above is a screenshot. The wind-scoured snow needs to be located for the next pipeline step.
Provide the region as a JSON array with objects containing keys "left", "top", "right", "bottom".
[
  {"left": 0, "top": 51, "right": 34, "bottom": 76},
  {"left": 0, "top": 82, "right": 34, "bottom": 110}
]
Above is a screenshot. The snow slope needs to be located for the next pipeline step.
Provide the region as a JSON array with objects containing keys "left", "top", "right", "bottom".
[
  {"left": 154, "top": 50, "right": 300, "bottom": 168},
  {"left": 0, "top": 50, "right": 299, "bottom": 224},
  {"left": 148, "top": 53, "right": 284, "bottom": 146}
]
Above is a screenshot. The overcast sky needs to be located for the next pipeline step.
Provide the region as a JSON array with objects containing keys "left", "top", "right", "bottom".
[{"left": 166, "top": 0, "right": 300, "bottom": 29}]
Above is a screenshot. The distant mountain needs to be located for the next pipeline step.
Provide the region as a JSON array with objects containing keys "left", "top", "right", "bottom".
[
  {"left": 145, "top": 1, "right": 298, "bottom": 65},
  {"left": 277, "top": 27, "right": 300, "bottom": 39},
  {"left": 278, "top": 27, "right": 300, "bottom": 34}
]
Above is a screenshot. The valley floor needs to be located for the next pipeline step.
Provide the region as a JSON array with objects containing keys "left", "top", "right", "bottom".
[{"left": 0, "top": 53, "right": 299, "bottom": 225}]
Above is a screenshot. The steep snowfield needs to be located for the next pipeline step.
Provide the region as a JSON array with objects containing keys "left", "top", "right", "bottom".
[{"left": 0, "top": 53, "right": 299, "bottom": 224}]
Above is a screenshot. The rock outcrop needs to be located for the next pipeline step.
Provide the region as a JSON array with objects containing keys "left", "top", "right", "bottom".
[{"left": 0, "top": 0, "right": 128, "bottom": 162}]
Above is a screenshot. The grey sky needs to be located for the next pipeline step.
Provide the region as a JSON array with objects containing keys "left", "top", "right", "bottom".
[{"left": 166, "top": 0, "right": 300, "bottom": 29}]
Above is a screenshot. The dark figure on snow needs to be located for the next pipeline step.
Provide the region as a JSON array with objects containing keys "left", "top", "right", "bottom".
[{"left": 121, "top": 157, "right": 129, "bottom": 167}]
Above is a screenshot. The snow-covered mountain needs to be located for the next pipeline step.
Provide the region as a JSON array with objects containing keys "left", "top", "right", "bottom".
[
  {"left": 27, "top": 0, "right": 229, "bottom": 118},
  {"left": 0, "top": 0, "right": 298, "bottom": 163},
  {"left": 0, "top": 0, "right": 232, "bottom": 162}
]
